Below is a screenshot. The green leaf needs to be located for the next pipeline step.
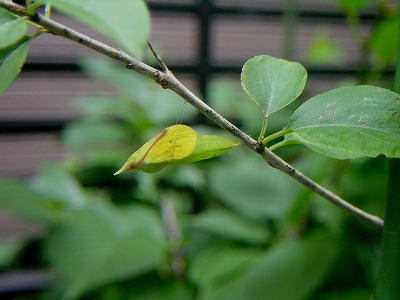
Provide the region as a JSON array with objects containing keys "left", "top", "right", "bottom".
[
  {"left": 48, "top": 0, "right": 150, "bottom": 58},
  {"left": 45, "top": 203, "right": 167, "bottom": 300},
  {"left": 287, "top": 86, "right": 400, "bottom": 159},
  {"left": 0, "top": 238, "right": 26, "bottom": 268},
  {"left": 371, "top": 17, "right": 400, "bottom": 67},
  {"left": 303, "top": 29, "right": 345, "bottom": 67},
  {"left": 282, "top": 132, "right": 356, "bottom": 159},
  {"left": 189, "top": 245, "right": 260, "bottom": 289},
  {"left": 63, "top": 121, "right": 132, "bottom": 151},
  {"left": 122, "top": 277, "right": 195, "bottom": 300},
  {"left": 331, "top": 0, "right": 369, "bottom": 17},
  {"left": 241, "top": 55, "right": 307, "bottom": 117},
  {"left": 209, "top": 153, "right": 301, "bottom": 221},
  {"left": 0, "top": 37, "right": 31, "bottom": 97},
  {"left": 187, "top": 209, "right": 268, "bottom": 244},
  {"left": 0, "top": 8, "right": 27, "bottom": 48},
  {"left": 31, "top": 164, "right": 86, "bottom": 209},
  {"left": 202, "top": 229, "right": 337, "bottom": 300},
  {"left": 0, "top": 179, "right": 66, "bottom": 224},
  {"left": 319, "top": 289, "right": 372, "bottom": 300},
  {"left": 81, "top": 57, "right": 197, "bottom": 124}
]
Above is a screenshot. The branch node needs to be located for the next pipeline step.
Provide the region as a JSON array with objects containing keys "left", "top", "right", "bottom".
[
  {"left": 154, "top": 70, "right": 169, "bottom": 89},
  {"left": 254, "top": 140, "right": 265, "bottom": 154}
]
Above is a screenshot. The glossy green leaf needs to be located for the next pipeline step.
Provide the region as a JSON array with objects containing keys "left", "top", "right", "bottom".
[
  {"left": 241, "top": 55, "right": 307, "bottom": 117},
  {"left": 287, "top": 86, "right": 400, "bottom": 159},
  {"left": 45, "top": 203, "right": 167, "bottom": 300},
  {"left": 0, "top": 38, "right": 30, "bottom": 97},
  {"left": 371, "top": 17, "right": 400, "bottom": 67},
  {"left": 0, "top": 179, "right": 65, "bottom": 224},
  {"left": 202, "top": 229, "right": 337, "bottom": 300},
  {"left": 48, "top": 0, "right": 150, "bottom": 58},
  {"left": 0, "top": 8, "right": 27, "bottom": 48},
  {"left": 188, "top": 209, "right": 268, "bottom": 244}
]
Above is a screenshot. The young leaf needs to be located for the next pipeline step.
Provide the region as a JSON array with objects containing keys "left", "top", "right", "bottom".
[
  {"left": 287, "top": 86, "right": 400, "bottom": 159},
  {"left": 114, "top": 125, "right": 240, "bottom": 174},
  {"left": 48, "top": 0, "right": 150, "bottom": 58},
  {"left": 241, "top": 55, "right": 307, "bottom": 117},
  {"left": 0, "top": 38, "right": 31, "bottom": 97},
  {"left": 0, "top": 8, "right": 27, "bottom": 48}
]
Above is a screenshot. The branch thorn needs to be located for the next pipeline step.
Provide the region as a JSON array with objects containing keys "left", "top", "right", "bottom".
[{"left": 147, "top": 41, "right": 169, "bottom": 73}]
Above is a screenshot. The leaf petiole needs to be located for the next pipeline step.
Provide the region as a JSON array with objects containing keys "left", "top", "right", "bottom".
[
  {"left": 26, "top": 1, "right": 45, "bottom": 15},
  {"left": 262, "top": 128, "right": 292, "bottom": 146},
  {"left": 44, "top": 3, "right": 51, "bottom": 18},
  {"left": 257, "top": 117, "right": 268, "bottom": 141},
  {"left": 269, "top": 139, "right": 299, "bottom": 152},
  {"left": 29, "top": 28, "right": 48, "bottom": 39}
]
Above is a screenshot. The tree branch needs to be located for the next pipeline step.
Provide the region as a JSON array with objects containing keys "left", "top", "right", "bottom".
[{"left": 0, "top": 0, "right": 384, "bottom": 230}]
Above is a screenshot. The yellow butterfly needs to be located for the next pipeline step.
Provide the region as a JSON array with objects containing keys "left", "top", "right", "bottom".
[{"left": 114, "top": 124, "right": 240, "bottom": 174}]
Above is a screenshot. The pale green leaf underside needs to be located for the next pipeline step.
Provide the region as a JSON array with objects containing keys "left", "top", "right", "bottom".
[
  {"left": 0, "top": 38, "right": 31, "bottom": 97},
  {"left": 241, "top": 55, "right": 307, "bottom": 117},
  {"left": 0, "top": 8, "right": 27, "bottom": 48},
  {"left": 287, "top": 86, "right": 400, "bottom": 159},
  {"left": 48, "top": 0, "right": 150, "bottom": 58}
]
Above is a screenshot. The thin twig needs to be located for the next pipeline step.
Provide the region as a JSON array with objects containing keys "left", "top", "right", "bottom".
[
  {"left": 160, "top": 197, "right": 185, "bottom": 278},
  {"left": 0, "top": 0, "right": 384, "bottom": 230}
]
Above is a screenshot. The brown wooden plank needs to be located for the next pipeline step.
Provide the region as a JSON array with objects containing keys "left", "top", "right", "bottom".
[
  {"left": 0, "top": 211, "right": 42, "bottom": 240},
  {"left": 0, "top": 72, "right": 115, "bottom": 121},
  {"left": 212, "top": 15, "right": 361, "bottom": 66},
  {"left": 0, "top": 133, "right": 65, "bottom": 178},
  {"left": 26, "top": 12, "right": 199, "bottom": 65}
]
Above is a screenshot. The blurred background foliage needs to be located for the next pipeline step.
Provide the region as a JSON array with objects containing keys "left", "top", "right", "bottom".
[{"left": 0, "top": 0, "right": 399, "bottom": 299}]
